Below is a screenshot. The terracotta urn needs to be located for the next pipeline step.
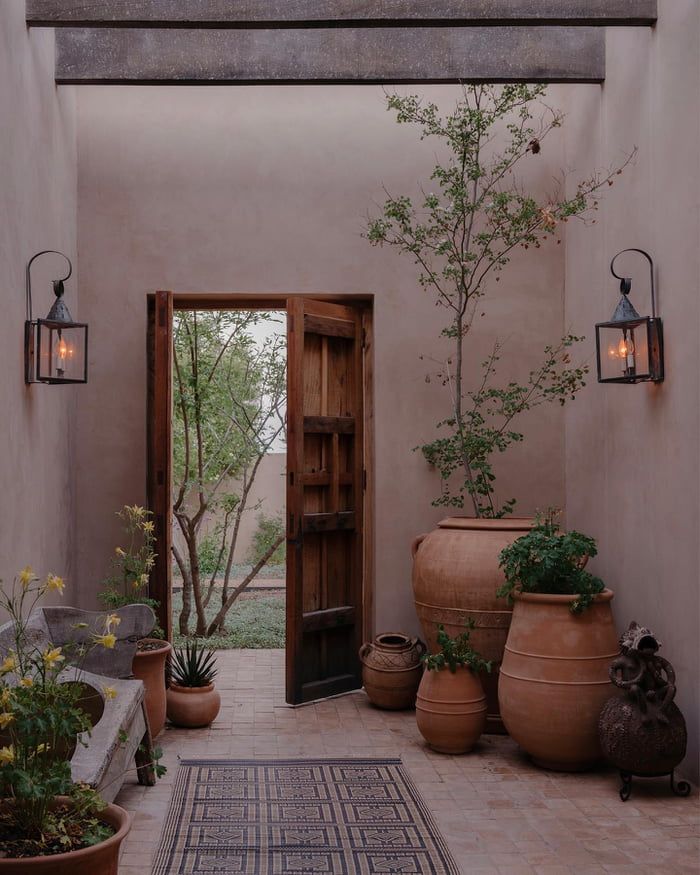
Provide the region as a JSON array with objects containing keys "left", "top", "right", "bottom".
[
  {"left": 0, "top": 799, "right": 130, "bottom": 875},
  {"left": 359, "top": 633, "right": 426, "bottom": 710},
  {"left": 415, "top": 666, "right": 486, "bottom": 754},
  {"left": 166, "top": 682, "right": 221, "bottom": 728},
  {"left": 499, "top": 589, "right": 619, "bottom": 771},
  {"left": 132, "top": 638, "right": 172, "bottom": 737},
  {"left": 412, "top": 517, "right": 534, "bottom": 733}
]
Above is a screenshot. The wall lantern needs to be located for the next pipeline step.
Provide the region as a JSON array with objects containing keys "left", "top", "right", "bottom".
[
  {"left": 25, "top": 250, "right": 87, "bottom": 384},
  {"left": 595, "top": 248, "right": 664, "bottom": 384}
]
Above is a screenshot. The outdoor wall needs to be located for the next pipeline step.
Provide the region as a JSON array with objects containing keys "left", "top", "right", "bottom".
[
  {"left": 562, "top": 0, "right": 700, "bottom": 781},
  {"left": 75, "top": 83, "right": 571, "bottom": 626},
  {"left": 0, "top": 2, "right": 78, "bottom": 597}
]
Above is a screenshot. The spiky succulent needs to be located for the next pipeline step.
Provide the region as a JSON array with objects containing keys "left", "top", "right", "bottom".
[{"left": 170, "top": 640, "right": 218, "bottom": 687}]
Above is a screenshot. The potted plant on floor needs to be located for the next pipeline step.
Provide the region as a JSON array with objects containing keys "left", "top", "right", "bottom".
[
  {"left": 166, "top": 640, "right": 220, "bottom": 728},
  {"left": 0, "top": 567, "right": 130, "bottom": 873},
  {"left": 497, "top": 511, "right": 619, "bottom": 770},
  {"left": 366, "top": 85, "right": 631, "bottom": 731},
  {"left": 416, "top": 624, "right": 490, "bottom": 754},
  {"left": 100, "top": 504, "right": 171, "bottom": 737}
]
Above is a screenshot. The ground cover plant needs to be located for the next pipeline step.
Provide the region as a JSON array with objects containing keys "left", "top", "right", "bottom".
[{"left": 171, "top": 589, "right": 284, "bottom": 650}]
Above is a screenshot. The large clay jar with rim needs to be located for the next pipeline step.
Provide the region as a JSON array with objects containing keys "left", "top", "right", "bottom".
[
  {"left": 132, "top": 638, "right": 172, "bottom": 738},
  {"left": 359, "top": 633, "right": 426, "bottom": 710},
  {"left": 416, "top": 666, "right": 486, "bottom": 754},
  {"left": 412, "top": 517, "right": 534, "bottom": 733},
  {"left": 167, "top": 682, "right": 221, "bottom": 728},
  {"left": 499, "top": 589, "right": 619, "bottom": 771},
  {"left": 0, "top": 798, "right": 130, "bottom": 874}
]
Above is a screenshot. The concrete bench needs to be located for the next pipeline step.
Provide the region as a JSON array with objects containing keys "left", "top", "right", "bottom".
[{"left": 0, "top": 604, "right": 158, "bottom": 802}]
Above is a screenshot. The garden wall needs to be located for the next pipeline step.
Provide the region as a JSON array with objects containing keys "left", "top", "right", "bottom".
[
  {"left": 562, "top": 0, "right": 700, "bottom": 781},
  {"left": 0, "top": 1, "right": 78, "bottom": 597}
]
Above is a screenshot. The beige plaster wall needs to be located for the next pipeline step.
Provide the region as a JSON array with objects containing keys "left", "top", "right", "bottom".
[
  {"left": 75, "top": 84, "right": 571, "bottom": 629},
  {"left": 0, "top": 3, "right": 78, "bottom": 596},
  {"left": 562, "top": 0, "right": 700, "bottom": 781}
]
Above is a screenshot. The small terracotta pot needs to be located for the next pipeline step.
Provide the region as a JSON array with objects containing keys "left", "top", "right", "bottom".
[
  {"left": 359, "top": 633, "right": 426, "bottom": 710},
  {"left": 0, "top": 798, "right": 130, "bottom": 874},
  {"left": 416, "top": 666, "right": 486, "bottom": 754},
  {"left": 132, "top": 638, "right": 172, "bottom": 737},
  {"left": 499, "top": 589, "right": 619, "bottom": 771},
  {"left": 167, "top": 682, "right": 221, "bottom": 728}
]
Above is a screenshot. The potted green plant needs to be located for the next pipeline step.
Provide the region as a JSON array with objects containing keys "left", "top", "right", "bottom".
[
  {"left": 0, "top": 568, "right": 130, "bottom": 873},
  {"left": 366, "top": 85, "right": 630, "bottom": 731},
  {"left": 100, "top": 505, "right": 171, "bottom": 737},
  {"left": 497, "top": 511, "right": 619, "bottom": 770},
  {"left": 166, "top": 641, "right": 220, "bottom": 728},
  {"left": 415, "top": 624, "right": 490, "bottom": 754}
]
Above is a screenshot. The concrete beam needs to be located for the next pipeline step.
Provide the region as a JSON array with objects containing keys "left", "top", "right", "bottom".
[
  {"left": 54, "top": 26, "right": 605, "bottom": 85},
  {"left": 28, "top": 0, "right": 658, "bottom": 28}
]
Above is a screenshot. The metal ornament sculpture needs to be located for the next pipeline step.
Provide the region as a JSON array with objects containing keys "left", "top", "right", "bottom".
[{"left": 599, "top": 622, "right": 690, "bottom": 801}]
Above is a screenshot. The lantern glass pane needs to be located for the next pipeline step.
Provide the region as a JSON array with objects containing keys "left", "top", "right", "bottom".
[
  {"left": 37, "top": 321, "right": 87, "bottom": 383},
  {"left": 598, "top": 321, "right": 650, "bottom": 382}
]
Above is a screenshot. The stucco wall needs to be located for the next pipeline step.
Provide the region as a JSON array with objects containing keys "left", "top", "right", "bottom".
[
  {"left": 562, "top": 0, "right": 700, "bottom": 781},
  {"left": 0, "top": 2, "right": 78, "bottom": 595},
  {"left": 75, "top": 84, "right": 571, "bottom": 627}
]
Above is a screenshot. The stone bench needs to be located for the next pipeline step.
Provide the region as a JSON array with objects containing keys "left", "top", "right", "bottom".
[{"left": 0, "top": 604, "right": 158, "bottom": 802}]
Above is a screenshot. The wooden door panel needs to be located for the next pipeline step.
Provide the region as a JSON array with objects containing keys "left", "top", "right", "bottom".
[{"left": 286, "top": 297, "right": 364, "bottom": 704}]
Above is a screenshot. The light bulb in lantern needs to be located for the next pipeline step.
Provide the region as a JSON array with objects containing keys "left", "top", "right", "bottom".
[
  {"left": 55, "top": 331, "right": 68, "bottom": 377},
  {"left": 618, "top": 330, "right": 636, "bottom": 376}
]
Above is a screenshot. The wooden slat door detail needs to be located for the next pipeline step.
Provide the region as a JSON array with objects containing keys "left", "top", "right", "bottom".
[
  {"left": 286, "top": 298, "right": 364, "bottom": 704},
  {"left": 146, "top": 290, "right": 173, "bottom": 641}
]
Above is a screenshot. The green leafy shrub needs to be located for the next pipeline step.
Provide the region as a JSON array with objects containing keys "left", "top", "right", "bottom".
[
  {"left": 196, "top": 531, "right": 223, "bottom": 576},
  {"left": 422, "top": 623, "right": 491, "bottom": 674},
  {"left": 248, "top": 513, "right": 286, "bottom": 567},
  {"left": 498, "top": 511, "right": 605, "bottom": 613}
]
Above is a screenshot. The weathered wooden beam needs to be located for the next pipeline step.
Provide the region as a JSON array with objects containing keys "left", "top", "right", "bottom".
[
  {"left": 54, "top": 27, "right": 606, "bottom": 84},
  {"left": 27, "top": 1, "right": 658, "bottom": 28}
]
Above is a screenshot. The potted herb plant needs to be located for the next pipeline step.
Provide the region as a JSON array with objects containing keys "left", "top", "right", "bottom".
[
  {"left": 166, "top": 641, "right": 220, "bottom": 728},
  {"left": 366, "top": 85, "right": 630, "bottom": 731},
  {"left": 415, "top": 624, "right": 490, "bottom": 754},
  {"left": 0, "top": 568, "right": 130, "bottom": 873},
  {"left": 100, "top": 505, "right": 171, "bottom": 737},
  {"left": 497, "top": 511, "right": 619, "bottom": 770}
]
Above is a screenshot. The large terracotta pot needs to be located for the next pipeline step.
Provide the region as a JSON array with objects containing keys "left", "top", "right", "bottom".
[
  {"left": 167, "top": 682, "right": 221, "bottom": 728},
  {"left": 359, "top": 633, "right": 426, "bottom": 710},
  {"left": 412, "top": 517, "right": 534, "bottom": 733},
  {"left": 499, "top": 589, "right": 619, "bottom": 771},
  {"left": 415, "top": 666, "right": 486, "bottom": 754},
  {"left": 132, "top": 638, "right": 172, "bottom": 737},
  {"left": 0, "top": 799, "right": 130, "bottom": 874}
]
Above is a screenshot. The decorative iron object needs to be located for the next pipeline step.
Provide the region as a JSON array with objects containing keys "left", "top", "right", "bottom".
[
  {"left": 595, "top": 248, "right": 664, "bottom": 384},
  {"left": 25, "top": 250, "right": 88, "bottom": 384},
  {"left": 598, "top": 621, "right": 690, "bottom": 801}
]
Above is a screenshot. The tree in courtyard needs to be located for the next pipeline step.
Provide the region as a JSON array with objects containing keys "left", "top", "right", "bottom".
[
  {"left": 366, "top": 84, "right": 633, "bottom": 518},
  {"left": 172, "top": 310, "right": 286, "bottom": 637}
]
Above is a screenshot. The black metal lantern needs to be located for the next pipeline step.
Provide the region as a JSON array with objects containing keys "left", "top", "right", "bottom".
[
  {"left": 25, "top": 250, "right": 88, "bottom": 384},
  {"left": 595, "top": 248, "right": 663, "bottom": 384}
]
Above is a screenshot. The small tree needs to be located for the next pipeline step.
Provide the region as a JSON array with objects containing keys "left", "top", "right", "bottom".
[
  {"left": 172, "top": 310, "right": 286, "bottom": 637},
  {"left": 366, "top": 85, "right": 632, "bottom": 518}
]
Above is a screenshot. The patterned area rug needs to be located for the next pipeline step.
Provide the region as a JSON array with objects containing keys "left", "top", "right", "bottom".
[{"left": 152, "top": 758, "right": 460, "bottom": 874}]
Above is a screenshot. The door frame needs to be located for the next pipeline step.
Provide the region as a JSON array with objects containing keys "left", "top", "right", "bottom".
[{"left": 146, "top": 291, "right": 375, "bottom": 664}]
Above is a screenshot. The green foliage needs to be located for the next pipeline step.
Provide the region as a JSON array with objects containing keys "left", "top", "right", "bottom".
[
  {"left": 171, "top": 590, "right": 284, "bottom": 650},
  {"left": 366, "top": 85, "right": 631, "bottom": 517},
  {"left": 248, "top": 513, "right": 286, "bottom": 567},
  {"left": 170, "top": 640, "right": 218, "bottom": 687},
  {"left": 497, "top": 510, "right": 605, "bottom": 613},
  {"left": 422, "top": 623, "right": 492, "bottom": 674},
  {"left": 197, "top": 530, "right": 225, "bottom": 576}
]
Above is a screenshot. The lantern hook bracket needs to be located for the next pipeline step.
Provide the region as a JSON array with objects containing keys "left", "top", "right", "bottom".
[
  {"left": 610, "top": 248, "right": 657, "bottom": 319},
  {"left": 26, "top": 250, "right": 73, "bottom": 322}
]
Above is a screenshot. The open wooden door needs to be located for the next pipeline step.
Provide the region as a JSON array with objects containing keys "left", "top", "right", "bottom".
[
  {"left": 286, "top": 298, "right": 364, "bottom": 704},
  {"left": 146, "top": 290, "right": 173, "bottom": 641}
]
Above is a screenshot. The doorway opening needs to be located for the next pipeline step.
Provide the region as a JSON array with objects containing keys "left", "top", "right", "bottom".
[{"left": 147, "top": 293, "right": 374, "bottom": 705}]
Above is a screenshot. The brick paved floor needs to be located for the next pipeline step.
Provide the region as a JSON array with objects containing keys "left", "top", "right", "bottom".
[{"left": 116, "top": 649, "right": 699, "bottom": 875}]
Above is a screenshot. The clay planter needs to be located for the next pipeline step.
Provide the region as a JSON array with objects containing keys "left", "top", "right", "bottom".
[
  {"left": 499, "top": 590, "right": 619, "bottom": 771},
  {"left": 416, "top": 666, "right": 486, "bottom": 754},
  {"left": 166, "top": 682, "right": 221, "bottom": 728},
  {"left": 412, "top": 517, "right": 534, "bottom": 733},
  {"left": 132, "top": 638, "right": 172, "bottom": 738},
  {"left": 359, "top": 633, "right": 426, "bottom": 710},
  {"left": 0, "top": 798, "right": 130, "bottom": 875}
]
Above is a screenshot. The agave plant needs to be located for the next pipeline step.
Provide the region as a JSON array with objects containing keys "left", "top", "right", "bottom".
[{"left": 170, "top": 640, "right": 218, "bottom": 688}]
